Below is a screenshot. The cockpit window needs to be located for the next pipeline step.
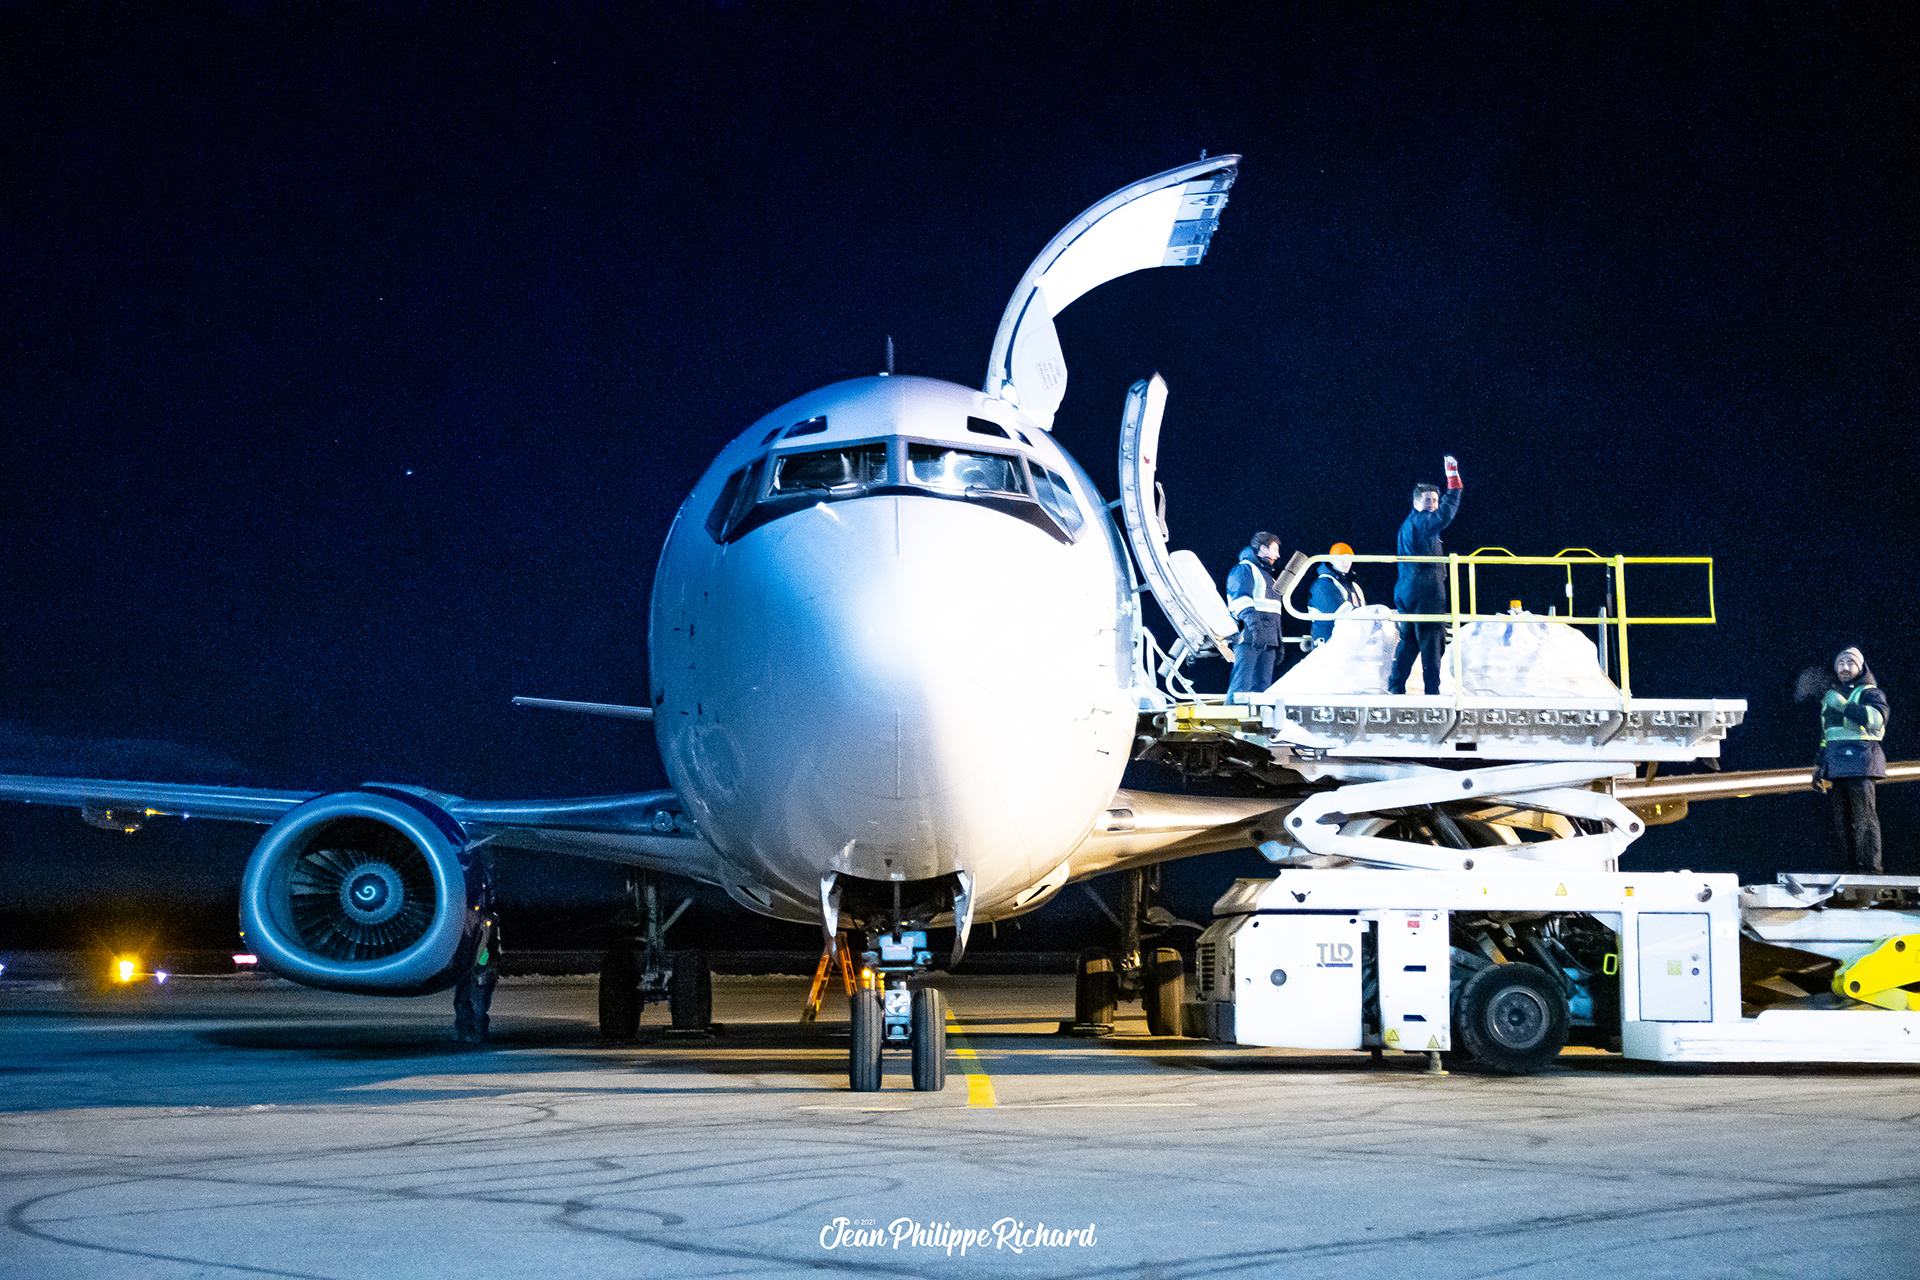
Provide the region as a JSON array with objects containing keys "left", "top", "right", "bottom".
[
  {"left": 772, "top": 444, "right": 888, "bottom": 494},
  {"left": 1030, "top": 465, "right": 1085, "bottom": 535},
  {"left": 906, "top": 444, "right": 1029, "bottom": 496},
  {"left": 713, "top": 434, "right": 1072, "bottom": 546},
  {"left": 784, "top": 416, "right": 829, "bottom": 438},
  {"left": 966, "top": 416, "right": 1011, "bottom": 439},
  {"left": 706, "top": 456, "right": 766, "bottom": 543}
]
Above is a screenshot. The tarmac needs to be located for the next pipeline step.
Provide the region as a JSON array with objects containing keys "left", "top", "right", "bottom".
[{"left": 4, "top": 968, "right": 1918, "bottom": 1278}]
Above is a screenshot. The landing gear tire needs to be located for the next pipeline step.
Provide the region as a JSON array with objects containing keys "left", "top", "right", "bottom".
[
  {"left": 669, "top": 950, "right": 712, "bottom": 1030},
  {"left": 849, "top": 987, "right": 883, "bottom": 1092},
  {"left": 911, "top": 987, "right": 947, "bottom": 1091},
  {"left": 598, "top": 945, "right": 640, "bottom": 1042},
  {"left": 1142, "top": 947, "right": 1184, "bottom": 1037},
  {"left": 1456, "top": 963, "right": 1569, "bottom": 1074},
  {"left": 1075, "top": 948, "right": 1118, "bottom": 1028}
]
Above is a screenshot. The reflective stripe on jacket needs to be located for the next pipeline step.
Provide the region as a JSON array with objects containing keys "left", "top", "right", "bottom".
[
  {"left": 1225, "top": 547, "right": 1284, "bottom": 648},
  {"left": 1308, "top": 564, "right": 1364, "bottom": 645},
  {"left": 1821, "top": 679, "right": 1889, "bottom": 779},
  {"left": 1823, "top": 684, "right": 1887, "bottom": 743}
]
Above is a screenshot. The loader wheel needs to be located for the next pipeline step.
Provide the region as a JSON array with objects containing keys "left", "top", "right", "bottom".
[
  {"left": 1456, "top": 963, "right": 1569, "bottom": 1074},
  {"left": 598, "top": 945, "right": 640, "bottom": 1042},
  {"left": 911, "top": 987, "right": 947, "bottom": 1092},
  {"left": 1075, "top": 949, "right": 1118, "bottom": 1027},
  {"left": 1446, "top": 992, "right": 1475, "bottom": 1065},
  {"left": 849, "top": 988, "right": 883, "bottom": 1092},
  {"left": 1142, "top": 948, "right": 1185, "bottom": 1037}
]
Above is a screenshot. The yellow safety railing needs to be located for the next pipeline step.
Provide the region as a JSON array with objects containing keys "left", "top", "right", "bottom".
[{"left": 1282, "top": 548, "right": 1717, "bottom": 708}]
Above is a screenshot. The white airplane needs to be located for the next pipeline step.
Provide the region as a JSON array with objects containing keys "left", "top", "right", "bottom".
[
  {"left": 1, "top": 155, "right": 1291, "bottom": 1090},
  {"left": 4, "top": 153, "right": 1895, "bottom": 1090}
]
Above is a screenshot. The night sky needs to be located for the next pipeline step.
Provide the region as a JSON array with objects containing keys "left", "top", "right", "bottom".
[{"left": 3, "top": 4, "right": 1915, "bottom": 927}]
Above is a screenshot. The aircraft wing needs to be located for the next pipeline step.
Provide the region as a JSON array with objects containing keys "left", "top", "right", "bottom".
[
  {"left": 1067, "top": 787, "right": 1297, "bottom": 881},
  {"left": 0, "top": 774, "right": 316, "bottom": 827},
  {"left": 0, "top": 773, "right": 725, "bottom": 883},
  {"left": 448, "top": 793, "right": 725, "bottom": 883},
  {"left": 1612, "top": 759, "right": 1920, "bottom": 824}
]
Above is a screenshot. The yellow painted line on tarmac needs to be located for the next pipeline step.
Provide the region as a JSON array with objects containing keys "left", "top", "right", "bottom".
[
  {"left": 985, "top": 1101, "right": 1197, "bottom": 1110},
  {"left": 793, "top": 1100, "right": 1197, "bottom": 1113},
  {"left": 527, "top": 1047, "right": 850, "bottom": 1060},
  {"left": 946, "top": 1004, "right": 996, "bottom": 1109}
]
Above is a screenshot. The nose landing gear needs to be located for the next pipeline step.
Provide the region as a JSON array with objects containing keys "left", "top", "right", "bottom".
[{"left": 846, "top": 928, "right": 948, "bottom": 1092}]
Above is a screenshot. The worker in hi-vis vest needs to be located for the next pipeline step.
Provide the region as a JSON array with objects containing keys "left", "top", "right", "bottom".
[
  {"left": 1225, "top": 532, "right": 1285, "bottom": 696},
  {"left": 453, "top": 911, "right": 499, "bottom": 1043},
  {"left": 1308, "top": 542, "right": 1365, "bottom": 649},
  {"left": 1815, "top": 645, "right": 1889, "bottom": 874}
]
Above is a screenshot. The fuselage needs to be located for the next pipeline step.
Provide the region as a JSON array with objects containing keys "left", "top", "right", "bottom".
[{"left": 649, "top": 375, "right": 1138, "bottom": 925}]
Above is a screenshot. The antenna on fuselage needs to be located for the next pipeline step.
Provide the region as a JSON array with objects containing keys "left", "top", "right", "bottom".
[{"left": 883, "top": 334, "right": 894, "bottom": 376}]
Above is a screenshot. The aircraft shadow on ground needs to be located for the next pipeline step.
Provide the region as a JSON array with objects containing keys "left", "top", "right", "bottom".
[{"left": 198, "top": 1022, "right": 604, "bottom": 1057}]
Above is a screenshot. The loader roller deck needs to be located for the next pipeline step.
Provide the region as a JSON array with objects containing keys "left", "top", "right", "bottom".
[{"left": 1156, "top": 692, "right": 1746, "bottom": 763}]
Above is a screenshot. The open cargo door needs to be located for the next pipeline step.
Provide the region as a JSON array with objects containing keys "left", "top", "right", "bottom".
[
  {"left": 983, "top": 155, "right": 1238, "bottom": 430},
  {"left": 1117, "top": 374, "right": 1237, "bottom": 664}
]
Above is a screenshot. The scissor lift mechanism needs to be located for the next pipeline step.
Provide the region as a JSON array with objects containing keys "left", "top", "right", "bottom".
[{"left": 1146, "top": 691, "right": 1743, "bottom": 871}]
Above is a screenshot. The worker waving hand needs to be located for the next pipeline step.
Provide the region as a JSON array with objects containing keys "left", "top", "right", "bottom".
[{"left": 1387, "top": 456, "right": 1462, "bottom": 696}]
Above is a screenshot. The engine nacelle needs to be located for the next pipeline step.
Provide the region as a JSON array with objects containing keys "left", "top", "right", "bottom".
[{"left": 238, "top": 786, "right": 490, "bottom": 996}]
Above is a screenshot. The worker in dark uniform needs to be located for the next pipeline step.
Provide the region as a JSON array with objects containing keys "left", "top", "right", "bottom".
[
  {"left": 1815, "top": 646, "right": 1889, "bottom": 874},
  {"left": 1225, "top": 532, "right": 1285, "bottom": 696},
  {"left": 1308, "top": 542, "right": 1365, "bottom": 649},
  {"left": 1387, "top": 455, "right": 1463, "bottom": 695},
  {"left": 453, "top": 912, "right": 500, "bottom": 1043}
]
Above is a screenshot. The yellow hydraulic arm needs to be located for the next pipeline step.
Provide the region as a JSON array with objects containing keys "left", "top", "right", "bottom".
[{"left": 1832, "top": 935, "right": 1920, "bottom": 1011}]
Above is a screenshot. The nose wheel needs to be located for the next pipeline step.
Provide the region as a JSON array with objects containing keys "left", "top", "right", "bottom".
[
  {"left": 849, "top": 987, "right": 883, "bottom": 1091},
  {"left": 910, "top": 987, "right": 947, "bottom": 1091},
  {"left": 846, "top": 929, "right": 947, "bottom": 1093}
]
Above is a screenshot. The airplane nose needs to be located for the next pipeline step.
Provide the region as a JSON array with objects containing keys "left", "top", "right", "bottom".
[{"left": 678, "top": 495, "right": 1127, "bottom": 887}]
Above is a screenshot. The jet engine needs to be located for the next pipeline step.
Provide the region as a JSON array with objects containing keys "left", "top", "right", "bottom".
[{"left": 238, "top": 786, "right": 490, "bottom": 995}]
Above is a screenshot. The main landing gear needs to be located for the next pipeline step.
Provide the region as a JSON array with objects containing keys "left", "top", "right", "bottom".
[
  {"left": 848, "top": 927, "right": 947, "bottom": 1092},
  {"left": 599, "top": 871, "right": 712, "bottom": 1040},
  {"left": 1073, "top": 867, "right": 1193, "bottom": 1036}
]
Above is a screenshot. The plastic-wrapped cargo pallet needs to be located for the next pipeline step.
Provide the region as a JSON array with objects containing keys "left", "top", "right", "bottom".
[{"left": 1272, "top": 604, "right": 1618, "bottom": 698}]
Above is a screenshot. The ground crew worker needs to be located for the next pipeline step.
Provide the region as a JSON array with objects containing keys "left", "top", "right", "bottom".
[
  {"left": 453, "top": 912, "right": 500, "bottom": 1043},
  {"left": 1308, "top": 542, "right": 1365, "bottom": 648},
  {"left": 1387, "top": 455, "right": 1462, "bottom": 695},
  {"left": 1225, "top": 532, "right": 1285, "bottom": 696},
  {"left": 1815, "top": 646, "right": 1889, "bottom": 874}
]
